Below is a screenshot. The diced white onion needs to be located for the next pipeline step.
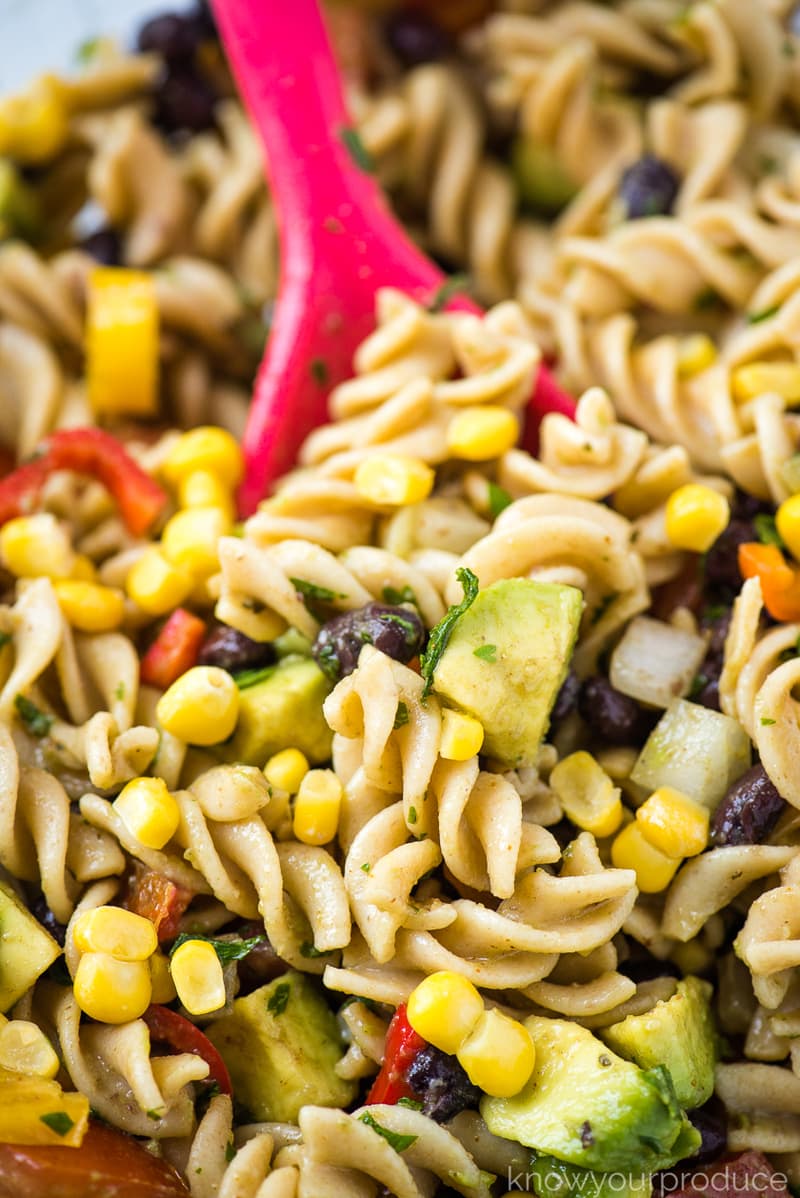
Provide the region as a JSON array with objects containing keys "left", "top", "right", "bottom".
[{"left": 610, "top": 616, "right": 706, "bottom": 710}]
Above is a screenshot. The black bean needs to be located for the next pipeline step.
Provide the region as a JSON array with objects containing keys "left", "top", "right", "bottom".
[
  {"left": 312, "top": 602, "right": 426, "bottom": 682},
  {"left": 689, "top": 1099, "right": 728, "bottom": 1166},
  {"left": 578, "top": 676, "right": 654, "bottom": 746},
  {"left": 406, "top": 1044, "right": 481, "bottom": 1122},
  {"left": 79, "top": 227, "right": 122, "bottom": 266},
  {"left": 551, "top": 668, "right": 580, "bottom": 725},
  {"left": 691, "top": 610, "right": 732, "bottom": 712},
  {"left": 619, "top": 154, "right": 680, "bottom": 220},
  {"left": 703, "top": 520, "right": 755, "bottom": 594},
  {"left": 197, "top": 625, "right": 276, "bottom": 675},
  {"left": 618, "top": 955, "right": 681, "bottom": 984},
  {"left": 137, "top": 13, "right": 200, "bottom": 63},
  {"left": 710, "top": 764, "right": 785, "bottom": 846},
  {"left": 234, "top": 923, "right": 288, "bottom": 991},
  {"left": 28, "top": 893, "right": 67, "bottom": 946},
  {"left": 188, "top": 0, "right": 217, "bottom": 39},
  {"left": 383, "top": 8, "right": 450, "bottom": 66},
  {"left": 153, "top": 70, "right": 217, "bottom": 135}
]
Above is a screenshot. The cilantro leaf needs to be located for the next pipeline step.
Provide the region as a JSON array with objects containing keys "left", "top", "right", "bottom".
[
  {"left": 290, "top": 578, "right": 344, "bottom": 603},
  {"left": 0, "top": 631, "right": 11, "bottom": 651},
  {"left": 394, "top": 701, "right": 409, "bottom": 729},
  {"left": 14, "top": 694, "right": 53, "bottom": 737},
  {"left": 427, "top": 273, "right": 470, "bottom": 314},
  {"left": 232, "top": 665, "right": 276, "bottom": 690},
  {"left": 339, "top": 126, "right": 374, "bottom": 173},
  {"left": 473, "top": 644, "right": 497, "bottom": 662},
  {"left": 382, "top": 585, "right": 417, "bottom": 606},
  {"left": 358, "top": 1111, "right": 418, "bottom": 1153},
  {"left": 487, "top": 482, "right": 512, "bottom": 519},
  {"left": 170, "top": 933, "right": 265, "bottom": 965},
  {"left": 268, "top": 981, "right": 291, "bottom": 1015},
  {"left": 746, "top": 305, "right": 780, "bottom": 324},
  {"left": 300, "top": 941, "right": 331, "bottom": 959},
  {"left": 754, "top": 513, "right": 784, "bottom": 548},
  {"left": 40, "top": 1111, "right": 74, "bottom": 1136},
  {"left": 420, "top": 567, "right": 480, "bottom": 698}
]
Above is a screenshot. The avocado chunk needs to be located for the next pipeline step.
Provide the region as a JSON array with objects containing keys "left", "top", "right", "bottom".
[
  {"left": 432, "top": 579, "right": 582, "bottom": 767},
  {"left": 481, "top": 1016, "right": 700, "bottom": 1173},
  {"left": 0, "top": 880, "right": 61, "bottom": 1012},
  {"left": 527, "top": 1155, "right": 652, "bottom": 1198},
  {"left": 226, "top": 656, "right": 332, "bottom": 767},
  {"left": 512, "top": 137, "right": 579, "bottom": 215},
  {"left": 205, "top": 971, "right": 356, "bottom": 1122},
  {"left": 0, "top": 158, "right": 41, "bottom": 242},
  {"left": 600, "top": 977, "right": 716, "bottom": 1109}
]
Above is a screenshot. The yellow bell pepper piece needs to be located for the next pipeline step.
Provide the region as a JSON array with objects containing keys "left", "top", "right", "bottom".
[
  {"left": 0, "top": 75, "right": 69, "bottom": 165},
  {"left": 0, "top": 1067, "right": 89, "bottom": 1146},
  {"left": 86, "top": 267, "right": 159, "bottom": 417}
]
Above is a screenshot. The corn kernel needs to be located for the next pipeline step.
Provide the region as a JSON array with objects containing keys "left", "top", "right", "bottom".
[
  {"left": 161, "top": 506, "right": 231, "bottom": 579},
  {"left": 87, "top": 268, "right": 159, "bottom": 417},
  {"left": 150, "top": 950, "right": 178, "bottom": 1004},
  {"left": 457, "top": 1009, "right": 536, "bottom": 1098},
  {"left": 732, "top": 361, "right": 800, "bottom": 405},
  {"left": 550, "top": 751, "right": 624, "bottom": 839},
  {"left": 53, "top": 580, "right": 125, "bottom": 633},
  {"left": 0, "top": 513, "right": 74, "bottom": 579},
  {"left": 126, "top": 547, "right": 194, "bottom": 616},
  {"left": 178, "top": 470, "right": 235, "bottom": 520},
  {"left": 354, "top": 455, "right": 434, "bottom": 507},
  {"left": 446, "top": 406, "right": 519, "bottom": 461},
  {"left": 170, "top": 939, "right": 226, "bottom": 1016},
  {"left": 73, "top": 952, "right": 152, "bottom": 1023},
  {"left": 407, "top": 970, "right": 484, "bottom": 1055},
  {"left": 156, "top": 665, "right": 239, "bottom": 745},
  {"left": 113, "top": 777, "right": 181, "bottom": 850},
  {"left": 776, "top": 494, "right": 800, "bottom": 562},
  {"left": 665, "top": 484, "right": 730, "bottom": 553},
  {"left": 677, "top": 334, "right": 717, "bottom": 379},
  {"left": 72, "top": 905, "right": 157, "bottom": 962},
  {"left": 162, "top": 427, "right": 244, "bottom": 490},
  {"left": 265, "top": 748, "right": 309, "bottom": 794},
  {"left": 293, "top": 769, "right": 343, "bottom": 845},
  {"left": 70, "top": 554, "right": 97, "bottom": 582},
  {"left": 636, "top": 787, "right": 709, "bottom": 859},
  {"left": 611, "top": 821, "right": 680, "bottom": 894},
  {"left": 440, "top": 709, "right": 484, "bottom": 761},
  {"left": 0, "top": 1020, "right": 60, "bottom": 1078},
  {"left": 0, "top": 75, "right": 69, "bottom": 164}
]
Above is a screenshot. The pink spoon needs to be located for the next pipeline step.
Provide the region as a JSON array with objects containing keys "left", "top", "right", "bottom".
[{"left": 211, "top": 0, "right": 575, "bottom": 515}]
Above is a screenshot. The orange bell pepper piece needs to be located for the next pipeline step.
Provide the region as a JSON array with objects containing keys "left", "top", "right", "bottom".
[{"left": 738, "top": 542, "right": 800, "bottom": 621}]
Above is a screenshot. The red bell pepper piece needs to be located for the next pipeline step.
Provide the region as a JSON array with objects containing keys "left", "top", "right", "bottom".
[
  {"left": 123, "top": 865, "right": 193, "bottom": 942},
  {"left": 141, "top": 609, "right": 207, "bottom": 690},
  {"left": 520, "top": 364, "right": 576, "bottom": 457},
  {"left": 142, "top": 1005, "right": 232, "bottom": 1095},
  {"left": 0, "top": 428, "right": 166, "bottom": 536},
  {"left": 366, "top": 1004, "right": 426, "bottom": 1106}
]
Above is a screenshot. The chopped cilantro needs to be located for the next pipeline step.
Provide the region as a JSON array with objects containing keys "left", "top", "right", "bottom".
[
  {"left": 394, "top": 701, "right": 409, "bottom": 729},
  {"left": 420, "top": 567, "right": 479, "bottom": 698},
  {"left": 397, "top": 1097, "right": 424, "bottom": 1110},
  {"left": 0, "top": 631, "right": 11, "bottom": 651},
  {"left": 232, "top": 665, "right": 275, "bottom": 690},
  {"left": 688, "top": 673, "right": 709, "bottom": 700},
  {"left": 114, "top": 682, "right": 126, "bottom": 701},
  {"left": 358, "top": 1112, "right": 418, "bottom": 1153},
  {"left": 170, "top": 933, "right": 265, "bottom": 964},
  {"left": 360, "top": 862, "right": 371, "bottom": 873},
  {"left": 473, "top": 644, "right": 497, "bottom": 662},
  {"left": 300, "top": 941, "right": 331, "bottom": 959},
  {"left": 408, "top": 805, "right": 417, "bottom": 824},
  {"left": 290, "top": 577, "right": 343, "bottom": 603},
  {"left": 590, "top": 591, "right": 619, "bottom": 627},
  {"left": 268, "top": 981, "right": 291, "bottom": 1015},
  {"left": 427, "top": 273, "right": 470, "bottom": 314},
  {"left": 14, "top": 694, "right": 53, "bottom": 737},
  {"left": 339, "top": 126, "right": 374, "bottom": 172},
  {"left": 487, "top": 482, "right": 512, "bottom": 519},
  {"left": 146, "top": 1108, "right": 163, "bottom": 1121},
  {"left": 746, "top": 305, "right": 780, "bottom": 324},
  {"left": 760, "top": 717, "right": 776, "bottom": 726},
  {"left": 382, "top": 584, "right": 417, "bottom": 606},
  {"left": 75, "top": 36, "right": 101, "bottom": 64},
  {"left": 754, "top": 513, "right": 784, "bottom": 548},
  {"left": 40, "top": 1111, "right": 74, "bottom": 1136},
  {"left": 310, "top": 357, "right": 329, "bottom": 385},
  {"left": 694, "top": 287, "right": 721, "bottom": 311},
  {"left": 225, "top": 1140, "right": 236, "bottom": 1163},
  {"left": 703, "top": 603, "right": 729, "bottom": 622}
]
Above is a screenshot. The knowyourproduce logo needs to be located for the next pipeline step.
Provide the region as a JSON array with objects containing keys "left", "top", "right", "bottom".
[{"left": 506, "top": 1169, "right": 790, "bottom": 1193}]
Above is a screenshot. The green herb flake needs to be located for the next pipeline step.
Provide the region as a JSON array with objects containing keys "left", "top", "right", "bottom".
[
  {"left": 382, "top": 584, "right": 417, "bottom": 606},
  {"left": 170, "top": 933, "right": 265, "bottom": 965},
  {"left": 590, "top": 591, "right": 619, "bottom": 628},
  {"left": 300, "top": 941, "right": 331, "bottom": 959},
  {"left": 339, "top": 126, "right": 374, "bottom": 173},
  {"left": 397, "top": 1097, "right": 424, "bottom": 1110},
  {"left": 114, "top": 682, "right": 126, "bottom": 701},
  {"left": 40, "top": 1111, "right": 74, "bottom": 1136},
  {"left": 75, "top": 36, "right": 101, "bottom": 64},
  {"left": 0, "top": 631, "right": 11, "bottom": 651},
  {"left": 487, "top": 482, "right": 512, "bottom": 518},
  {"left": 694, "top": 287, "right": 721, "bottom": 312},
  {"left": 146, "top": 1108, "right": 163, "bottom": 1121},
  {"left": 703, "top": 603, "right": 729, "bottom": 622},
  {"left": 14, "top": 694, "right": 53, "bottom": 737},
  {"left": 408, "top": 806, "right": 418, "bottom": 825},
  {"left": 310, "top": 357, "right": 329, "bottom": 386},
  {"left": 420, "top": 566, "right": 480, "bottom": 698},
  {"left": 473, "top": 643, "right": 497, "bottom": 663},
  {"left": 360, "top": 862, "right": 371, "bottom": 873},
  {"left": 232, "top": 665, "right": 275, "bottom": 690},
  {"left": 760, "top": 717, "right": 777, "bottom": 726},
  {"left": 290, "top": 577, "right": 343, "bottom": 603},
  {"left": 225, "top": 1140, "right": 236, "bottom": 1163},
  {"left": 688, "top": 673, "right": 709, "bottom": 700},
  {"left": 394, "top": 701, "right": 410, "bottom": 729},
  {"left": 358, "top": 1112, "right": 418, "bottom": 1153},
  {"left": 427, "top": 273, "right": 470, "bottom": 314},
  {"left": 754, "top": 513, "right": 784, "bottom": 548},
  {"left": 268, "top": 981, "right": 291, "bottom": 1016},
  {"left": 746, "top": 304, "right": 780, "bottom": 324}
]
